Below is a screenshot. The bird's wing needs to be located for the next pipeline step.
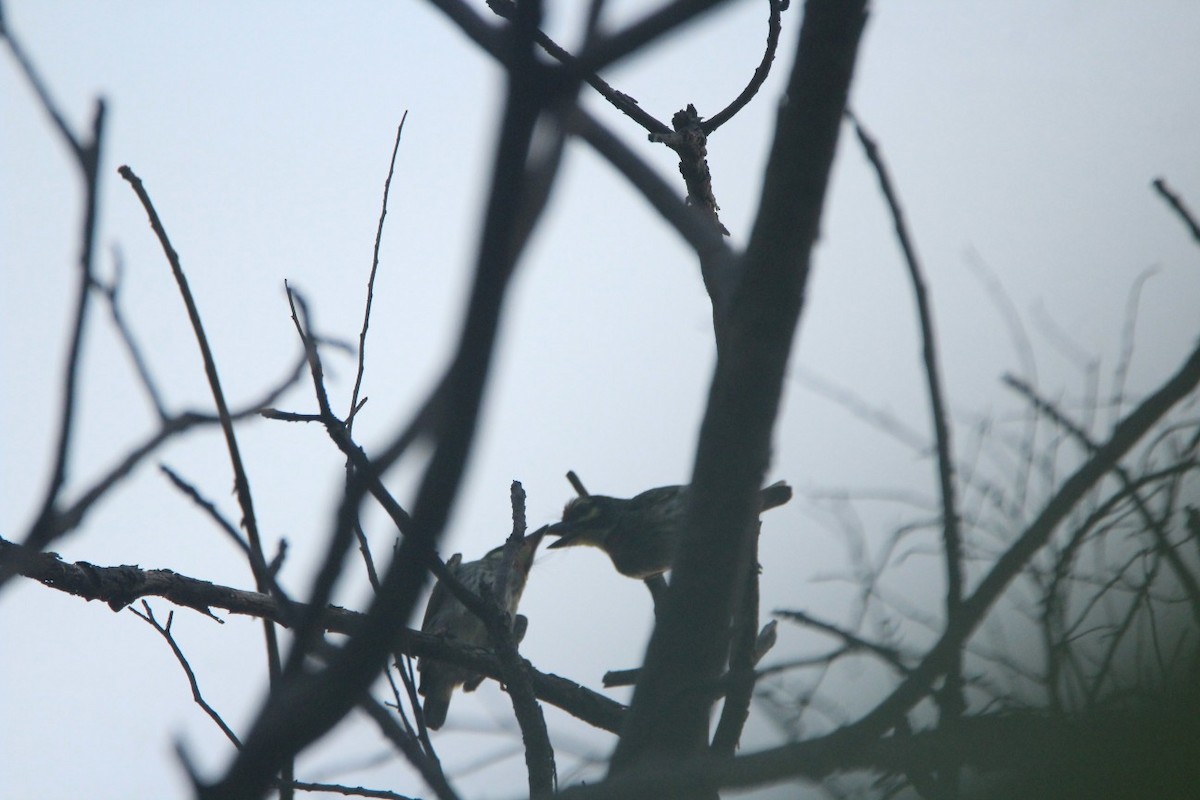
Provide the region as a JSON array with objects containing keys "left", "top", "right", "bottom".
[{"left": 420, "top": 552, "right": 463, "bottom": 634}]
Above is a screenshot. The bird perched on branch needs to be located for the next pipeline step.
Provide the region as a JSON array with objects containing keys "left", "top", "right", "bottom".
[
  {"left": 546, "top": 481, "right": 791, "bottom": 579},
  {"left": 417, "top": 529, "right": 544, "bottom": 730}
]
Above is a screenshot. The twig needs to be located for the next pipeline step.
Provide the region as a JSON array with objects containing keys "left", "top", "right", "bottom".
[
  {"left": 703, "top": 0, "right": 787, "bottom": 133},
  {"left": 283, "top": 290, "right": 510, "bottom": 668},
  {"left": 350, "top": 113, "right": 407, "bottom": 433},
  {"left": 97, "top": 246, "right": 169, "bottom": 419},
  {"left": 53, "top": 352, "right": 305, "bottom": 537},
  {"left": 1109, "top": 268, "right": 1158, "bottom": 429},
  {"left": 847, "top": 110, "right": 965, "bottom": 793},
  {"left": 132, "top": 601, "right": 242, "bottom": 747},
  {"left": 280, "top": 780, "right": 415, "bottom": 800},
  {"left": 1003, "top": 374, "right": 1200, "bottom": 628},
  {"left": 343, "top": 116, "right": 408, "bottom": 596},
  {"left": 359, "top": 699, "right": 462, "bottom": 800},
  {"left": 160, "top": 464, "right": 251, "bottom": 555},
  {"left": 487, "top": 0, "right": 670, "bottom": 136},
  {"left": 1152, "top": 177, "right": 1200, "bottom": 245},
  {"left": 775, "top": 609, "right": 910, "bottom": 676},
  {"left": 963, "top": 248, "right": 1040, "bottom": 517},
  {"left": 3, "top": 17, "right": 107, "bottom": 569},
  {"left": 790, "top": 365, "right": 929, "bottom": 453},
  {"left": 118, "top": 169, "right": 286, "bottom": 798},
  {"left": 486, "top": 481, "right": 556, "bottom": 795},
  {"left": 566, "top": 470, "right": 589, "bottom": 497},
  {"left": 846, "top": 337, "right": 1200, "bottom": 743},
  {"left": 117, "top": 166, "right": 280, "bottom": 638}
]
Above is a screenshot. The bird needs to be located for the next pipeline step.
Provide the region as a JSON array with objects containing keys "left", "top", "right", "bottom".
[
  {"left": 417, "top": 529, "right": 544, "bottom": 730},
  {"left": 545, "top": 481, "right": 791, "bottom": 579}
]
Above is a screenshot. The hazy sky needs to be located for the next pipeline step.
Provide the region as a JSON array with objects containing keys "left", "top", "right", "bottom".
[{"left": 3, "top": 2, "right": 1199, "bottom": 798}]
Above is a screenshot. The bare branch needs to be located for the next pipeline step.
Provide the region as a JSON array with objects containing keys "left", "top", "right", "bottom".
[
  {"left": 359, "top": 698, "right": 462, "bottom": 800},
  {"left": 117, "top": 166, "right": 278, "bottom": 616},
  {"left": 1152, "top": 177, "right": 1200, "bottom": 245},
  {"left": 96, "top": 246, "right": 169, "bottom": 419},
  {"left": 775, "top": 609, "right": 911, "bottom": 676},
  {"left": 703, "top": 0, "right": 788, "bottom": 133},
  {"left": 487, "top": 0, "right": 670, "bottom": 136},
  {"left": 350, "top": 113, "right": 408, "bottom": 431},
  {"left": 847, "top": 110, "right": 965, "bottom": 794},
  {"left": 132, "top": 602, "right": 242, "bottom": 747},
  {"left": 0, "top": 534, "right": 627, "bottom": 734},
  {"left": 846, "top": 337, "right": 1200, "bottom": 742},
  {"left": 3, "top": 18, "right": 107, "bottom": 573},
  {"left": 1004, "top": 374, "right": 1200, "bottom": 628}
]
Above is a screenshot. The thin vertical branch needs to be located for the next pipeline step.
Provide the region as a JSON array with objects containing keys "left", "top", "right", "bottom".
[
  {"left": 32, "top": 103, "right": 103, "bottom": 548},
  {"left": 846, "top": 111, "right": 965, "bottom": 793},
  {"left": 119, "top": 165, "right": 290, "bottom": 795},
  {"left": 2, "top": 16, "right": 106, "bottom": 567},
  {"left": 349, "top": 113, "right": 408, "bottom": 432},
  {"left": 346, "top": 116, "right": 406, "bottom": 593},
  {"left": 497, "top": 481, "right": 556, "bottom": 796},
  {"left": 117, "top": 166, "right": 283, "bottom": 642}
]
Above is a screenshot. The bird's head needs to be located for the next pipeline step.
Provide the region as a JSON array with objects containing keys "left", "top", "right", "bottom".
[
  {"left": 478, "top": 526, "right": 546, "bottom": 580},
  {"left": 545, "top": 495, "right": 622, "bottom": 550}
]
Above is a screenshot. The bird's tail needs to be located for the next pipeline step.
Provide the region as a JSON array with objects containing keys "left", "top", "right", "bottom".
[
  {"left": 419, "top": 675, "right": 453, "bottom": 730},
  {"left": 421, "top": 690, "right": 451, "bottom": 730}
]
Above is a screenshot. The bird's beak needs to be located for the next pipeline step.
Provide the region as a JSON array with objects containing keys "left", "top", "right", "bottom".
[
  {"left": 526, "top": 524, "right": 549, "bottom": 547},
  {"left": 545, "top": 526, "right": 584, "bottom": 549}
]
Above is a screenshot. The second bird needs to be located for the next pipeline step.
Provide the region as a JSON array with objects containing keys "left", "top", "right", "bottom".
[
  {"left": 418, "top": 530, "right": 544, "bottom": 730},
  {"left": 546, "top": 481, "right": 792, "bottom": 579}
]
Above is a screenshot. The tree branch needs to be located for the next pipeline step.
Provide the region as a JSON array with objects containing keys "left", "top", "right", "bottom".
[
  {"left": 610, "top": 0, "right": 869, "bottom": 781},
  {"left": 0, "top": 535, "right": 627, "bottom": 734}
]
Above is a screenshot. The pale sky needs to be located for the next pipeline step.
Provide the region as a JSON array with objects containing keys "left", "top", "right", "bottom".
[{"left": 3, "top": 2, "right": 1199, "bottom": 798}]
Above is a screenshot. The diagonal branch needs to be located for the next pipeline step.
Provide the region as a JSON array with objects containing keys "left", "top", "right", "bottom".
[
  {"left": 1003, "top": 373, "right": 1200, "bottom": 628},
  {"left": 1152, "top": 177, "right": 1200, "bottom": 245},
  {"left": 117, "top": 165, "right": 274, "bottom": 600},
  {"left": 132, "top": 601, "right": 243, "bottom": 748}
]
